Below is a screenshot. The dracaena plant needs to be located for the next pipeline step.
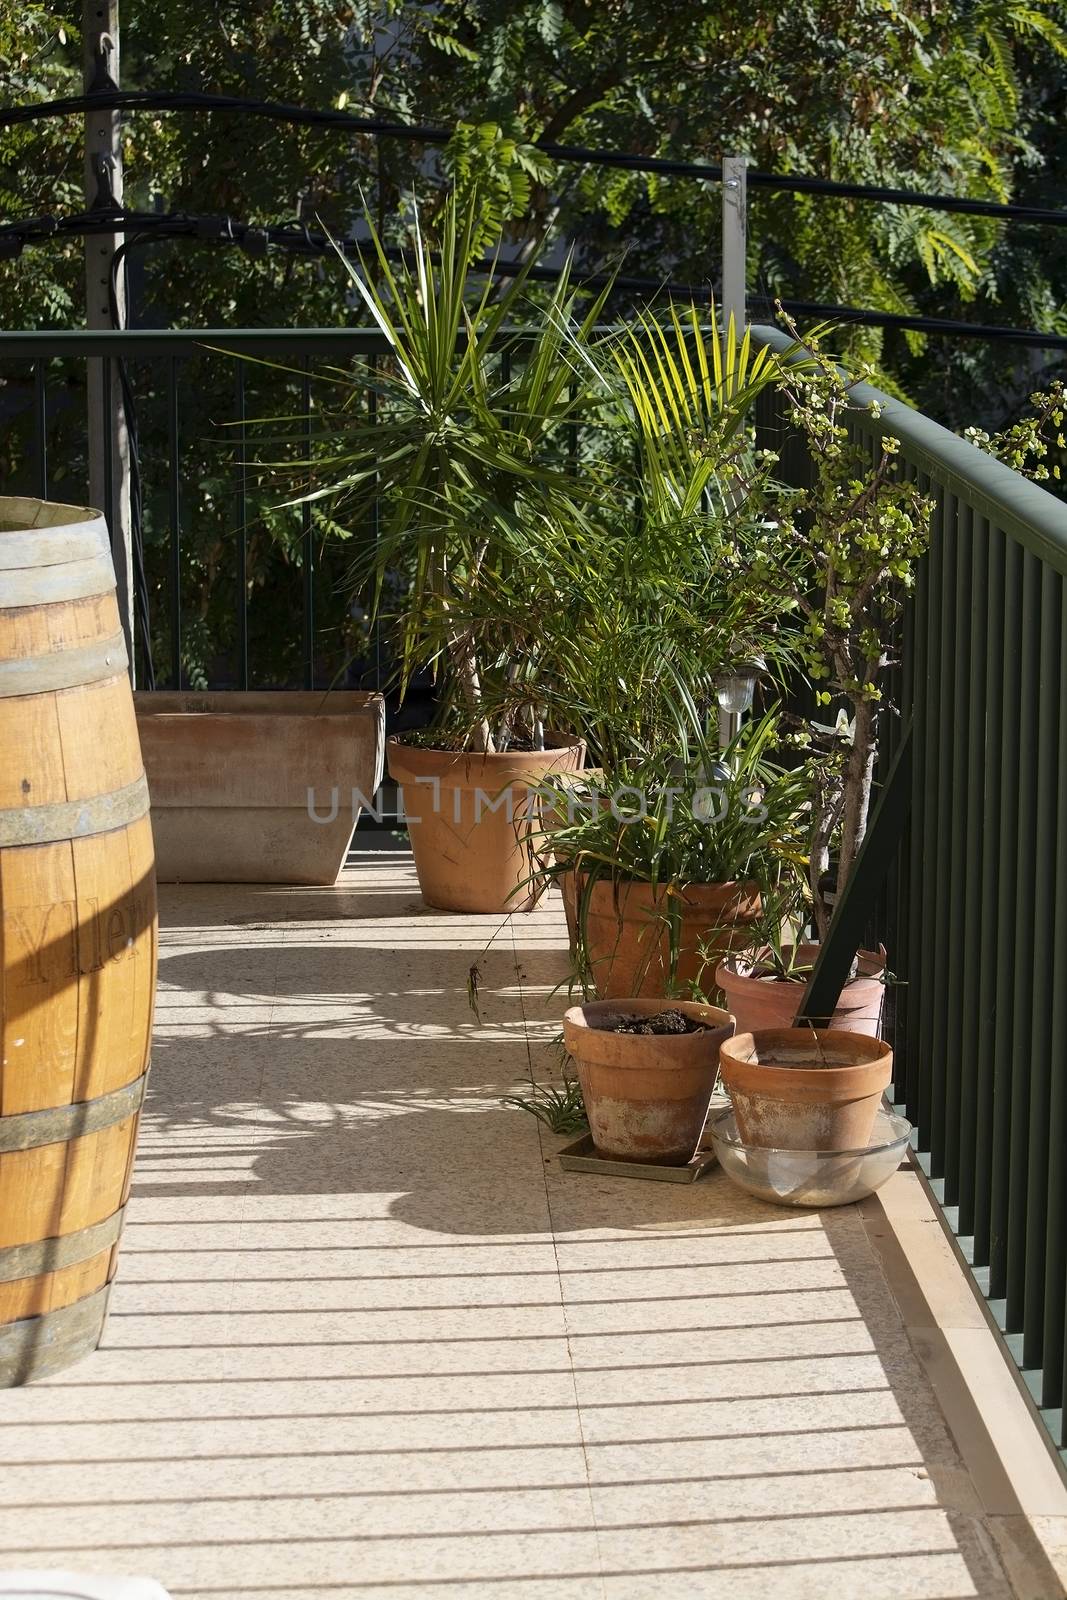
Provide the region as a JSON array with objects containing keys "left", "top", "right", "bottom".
[{"left": 277, "top": 186, "right": 613, "bottom": 754}]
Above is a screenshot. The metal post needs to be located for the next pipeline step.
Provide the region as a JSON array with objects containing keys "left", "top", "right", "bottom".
[
  {"left": 721, "top": 155, "right": 748, "bottom": 337},
  {"left": 84, "top": 0, "right": 134, "bottom": 678}
]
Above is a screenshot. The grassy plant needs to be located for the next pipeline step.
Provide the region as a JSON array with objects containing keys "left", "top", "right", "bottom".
[
  {"left": 538, "top": 709, "right": 810, "bottom": 995},
  {"left": 501, "top": 1075, "right": 588, "bottom": 1134}
]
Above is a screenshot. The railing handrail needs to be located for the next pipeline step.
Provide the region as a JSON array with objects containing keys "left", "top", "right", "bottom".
[
  {"left": 5, "top": 319, "right": 1066, "bottom": 574},
  {"left": 751, "top": 322, "right": 1067, "bottom": 577}
]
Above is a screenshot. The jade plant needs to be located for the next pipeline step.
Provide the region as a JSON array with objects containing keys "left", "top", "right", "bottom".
[
  {"left": 964, "top": 379, "right": 1065, "bottom": 485},
  {"left": 756, "top": 317, "right": 934, "bottom": 937}
]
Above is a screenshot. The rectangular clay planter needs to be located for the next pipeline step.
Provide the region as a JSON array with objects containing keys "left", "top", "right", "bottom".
[{"left": 135, "top": 690, "right": 385, "bottom": 884}]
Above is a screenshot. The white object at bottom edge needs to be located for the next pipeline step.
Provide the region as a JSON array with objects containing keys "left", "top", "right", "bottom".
[{"left": 0, "top": 1574, "right": 171, "bottom": 1599}]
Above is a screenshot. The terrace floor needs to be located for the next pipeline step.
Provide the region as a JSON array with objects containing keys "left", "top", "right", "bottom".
[{"left": 2, "top": 855, "right": 1067, "bottom": 1599}]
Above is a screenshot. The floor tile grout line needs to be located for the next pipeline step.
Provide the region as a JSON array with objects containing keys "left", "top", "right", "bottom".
[
  {"left": 515, "top": 912, "right": 611, "bottom": 1600},
  {"left": 194, "top": 886, "right": 286, "bottom": 1371}
]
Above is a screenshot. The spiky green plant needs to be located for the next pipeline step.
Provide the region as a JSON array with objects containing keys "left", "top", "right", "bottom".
[{"left": 270, "top": 187, "right": 614, "bottom": 752}]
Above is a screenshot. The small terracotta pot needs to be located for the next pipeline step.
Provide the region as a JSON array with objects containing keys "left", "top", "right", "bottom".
[
  {"left": 716, "top": 946, "right": 886, "bottom": 1037},
  {"left": 576, "top": 874, "right": 761, "bottom": 999},
  {"left": 564, "top": 998, "right": 735, "bottom": 1165},
  {"left": 718, "top": 1028, "right": 893, "bottom": 1152}
]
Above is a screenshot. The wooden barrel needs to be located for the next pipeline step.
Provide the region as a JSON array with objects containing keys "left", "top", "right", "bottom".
[{"left": 0, "top": 496, "right": 156, "bottom": 1384}]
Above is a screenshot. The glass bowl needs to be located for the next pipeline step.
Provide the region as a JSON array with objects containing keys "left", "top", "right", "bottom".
[{"left": 708, "top": 1106, "right": 912, "bottom": 1208}]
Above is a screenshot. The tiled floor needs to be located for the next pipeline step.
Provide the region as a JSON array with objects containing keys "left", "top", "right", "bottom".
[{"left": 0, "top": 855, "right": 1063, "bottom": 1598}]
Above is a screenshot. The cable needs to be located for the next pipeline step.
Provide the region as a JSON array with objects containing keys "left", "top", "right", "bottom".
[
  {"left": 8, "top": 205, "right": 1067, "bottom": 351},
  {"left": 107, "top": 236, "right": 156, "bottom": 687},
  {"left": 4, "top": 86, "right": 1067, "bottom": 228},
  {"left": 757, "top": 295, "right": 1067, "bottom": 351}
]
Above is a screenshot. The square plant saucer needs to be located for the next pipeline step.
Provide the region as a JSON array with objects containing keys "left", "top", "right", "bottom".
[{"left": 557, "top": 1132, "right": 718, "bottom": 1184}]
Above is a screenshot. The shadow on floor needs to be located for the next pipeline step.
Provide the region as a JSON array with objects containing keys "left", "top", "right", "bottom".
[{"left": 121, "top": 876, "right": 1056, "bottom": 1599}]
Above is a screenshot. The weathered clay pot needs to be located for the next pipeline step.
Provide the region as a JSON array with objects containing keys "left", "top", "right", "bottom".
[
  {"left": 718, "top": 1028, "right": 893, "bottom": 1152},
  {"left": 576, "top": 875, "right": 761, "bottom": 999},
  {"left": 387, "top": 734, "right": 585, "bottom": 913},
  {"left": 564, "top": 998, "right": 736, "bottom": 1164},
  {"left": 716, "top": 946, "right": 886, "bottom": 1037}
]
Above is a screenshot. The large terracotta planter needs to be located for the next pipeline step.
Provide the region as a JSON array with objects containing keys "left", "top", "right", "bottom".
[
  {"left": 136, "top": 690, "right": 385, "bottom": 884},
  {"left": 716, "top": 945, "right": 885, "bottom": 1036},
  {"left": 563, "top": 998, "right": 735, "bottom": 1164},
  {"left": 387, "top": 734, "right": 585, "bottom": 913},
  {"left": 719, "top": 1028, "right": 893, "bottom": 1152},
  {"left": 576, "top": 874, "right": 761, "bottom": 999}
]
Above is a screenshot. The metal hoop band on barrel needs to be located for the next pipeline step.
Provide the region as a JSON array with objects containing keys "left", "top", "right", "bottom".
[
  {"left": 0, "top": 1206, "right": 127, "bottom": 1284},
  {"left": 0, "top": 772, "right": 150, "bottom": 848},
  {"left": 0, "top": 632, "right": 129, "bottom": 697},
  {"left": 0, "top": 1283, "right": 113, "bottom": 1386},
  {"left": 0, "top": 524, "right": 107, "bottom": 572},
  {"left": 0, "top": 1069, "right": 149, "bottom": 1155},
  {"left": 0, "top": 553, "right": 116, "bottom": 608}
]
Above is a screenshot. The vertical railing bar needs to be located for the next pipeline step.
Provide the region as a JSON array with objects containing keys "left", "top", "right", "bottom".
[
  {"left": 893, "top": 470, "right": 917, "bottom": 1101},
  {"left": 1021, "top": 564, "right": 1060, "bottom": 1367},
  {"left": 956, "top": 511, "right": 989, "bottom": 1238},
  {"left": 989, "top": 539, "right": 1025, "bottom": 1301},
  {"left": 1004, "top": 549, "right": 1041, "bottom": 1331},
  {"left": 33, "top": 359, "right": 49, "bottom": 500},
  {"left": 235, "top": 360, "right": 249, "bottom": 692},
  {"left": 940, "top": 497, "right": 971, "bottom": 1205},
  {"left": 368, "top": 365, "right": 381, "bottom": 694},
  {"left": 972, "top": 523, "right": 1007, "bottom": 1267},
  {"left": 167, "top": 357, "right": 181, "bottom": 691},
  {"left": 917, "top": 482, "right": 949, "bottom": 1157},
  {"left": 302, "top": 359, "right": 314, "bottom": 691},
  {"left": 1049, "top": 578, "right": 1067, "bottom": 1422},
  {"left": 904, "top": 478, "right": 931, "bottom": 1125},
  {"left": 102, "top": 355, "right": 115, "bottom": 542}
]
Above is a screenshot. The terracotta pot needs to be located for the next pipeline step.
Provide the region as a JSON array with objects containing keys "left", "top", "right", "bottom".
[
  {"left": 559, "top": 868, "right": 579, "bottom": 949},
  {"left": 716, "top": 945, "right": 885, "bottom": 1037},
  {"left": 577, "top": 874, "right": 761, "bottom": 999},
  {"left": 563, "top": 999, "right": 736, "bottom": 1164},
  {"left": 387, "top": 734, "right": 585, "bottom": 913},
  {"left": 718, "top": 1028, "right": 893, "bottom": 1152}
]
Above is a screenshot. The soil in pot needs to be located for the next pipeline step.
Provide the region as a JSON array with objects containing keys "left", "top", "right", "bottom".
[
  {"left": 576, "top": 875, "right": 761, "bottom": 1000},
  {"left": 387, "top": 734, "right": 585, "bottom": 914},
  {"left": 716, "top": 945, "right": 885, "bottom": 1037},
  {"left": 718, "top": 1028, "right": 893, "bottom": 1153},
  {"left": 612, "top": 1009, "right": 709, "bottom": 1035},
  {"left": 563, "top": 998, "right": 735, "bottom": 1165}
]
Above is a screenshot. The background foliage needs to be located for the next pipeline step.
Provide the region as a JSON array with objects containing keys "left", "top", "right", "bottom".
[{"left": 1, "top": 0, "right": 1065, "bottom": 685}]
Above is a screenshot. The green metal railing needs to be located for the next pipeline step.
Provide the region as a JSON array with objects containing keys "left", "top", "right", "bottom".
[{"left": 753, "top": 322, "right": 1067, "bottom": 1458}]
